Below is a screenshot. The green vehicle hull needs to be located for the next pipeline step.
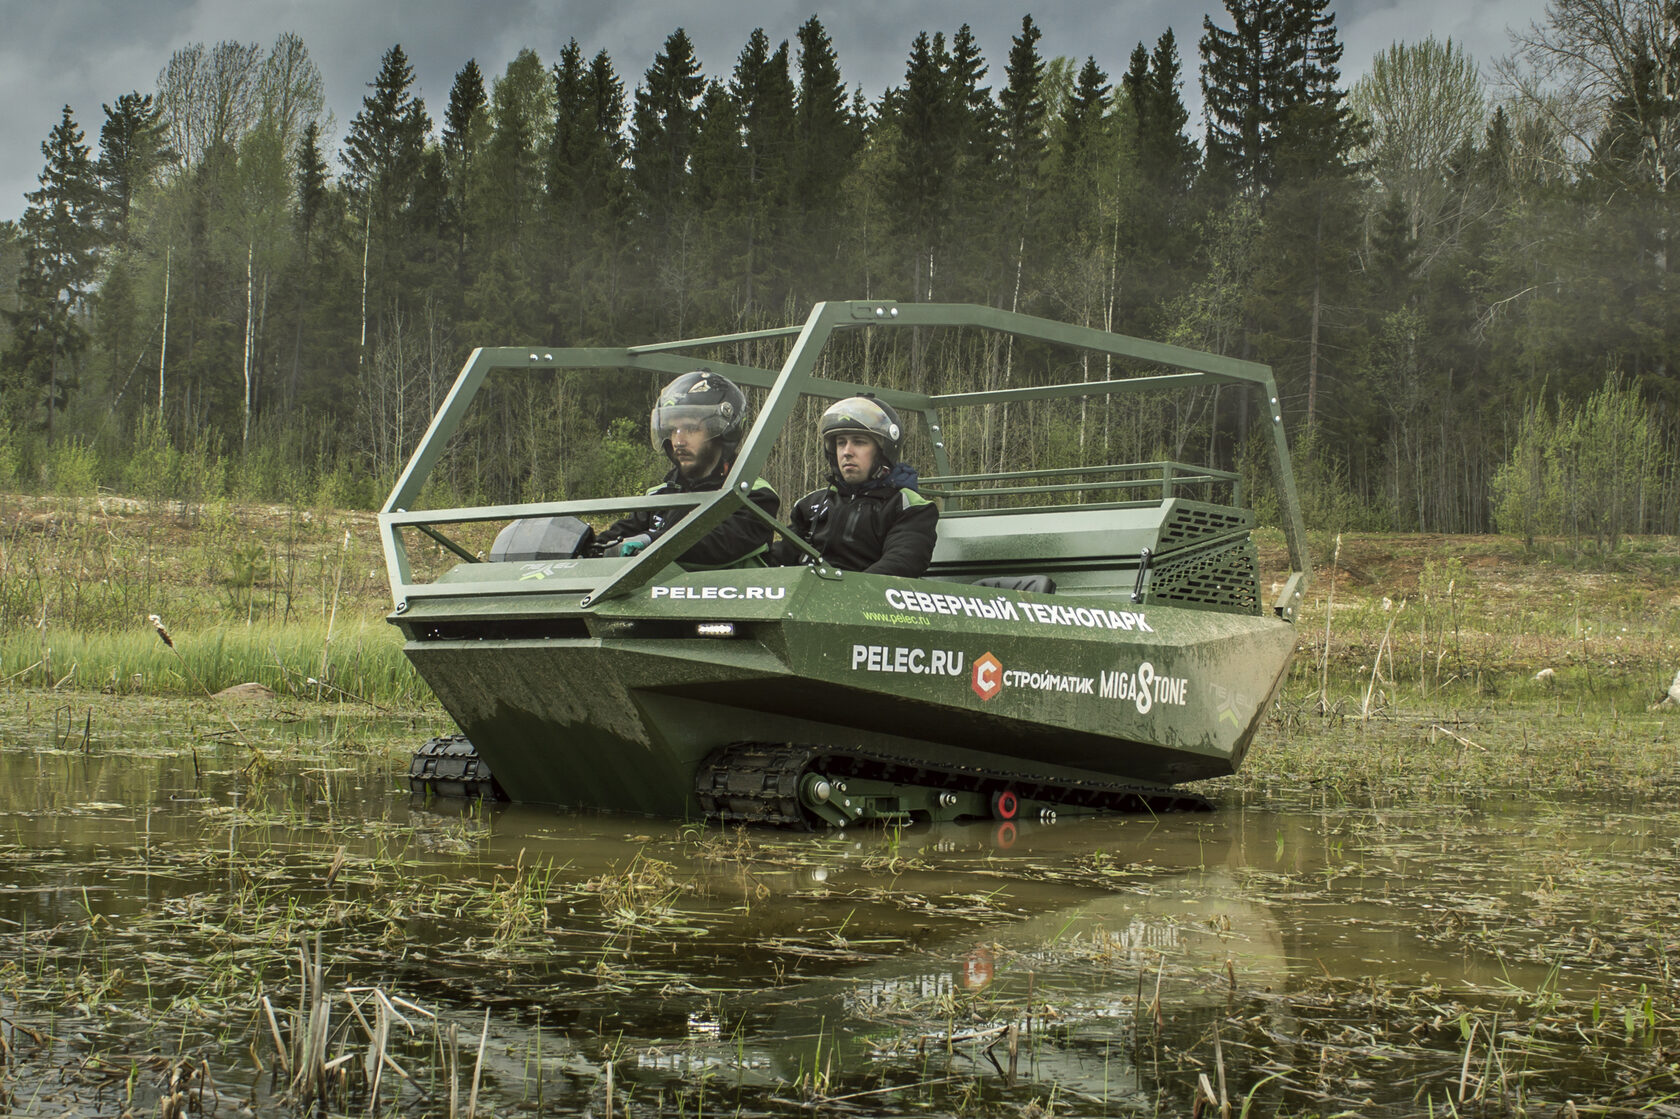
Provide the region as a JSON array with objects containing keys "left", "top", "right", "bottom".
[
  {"left": 400, "top": 565, "right": 1295, "bottom": 816},
  {"left": 382, "top": 301, "right": 1312, "bottom": 822}
]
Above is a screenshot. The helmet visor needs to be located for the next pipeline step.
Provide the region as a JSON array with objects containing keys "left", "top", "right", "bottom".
[
  {"left": 650, "top": 403, "right": 727, "bottom": 450},
  {"left": 820, "top": 398, "right": 898, "bottom": 444}
]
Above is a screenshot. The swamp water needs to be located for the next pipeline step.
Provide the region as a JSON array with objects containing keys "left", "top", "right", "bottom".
[{"left": 0, "top": 706, "right": 1676, "bottom": 1117}]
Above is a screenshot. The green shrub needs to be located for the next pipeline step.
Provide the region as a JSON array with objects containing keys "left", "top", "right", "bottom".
[
  {"left": 119, "top": 414, "right": 179, "bottom": 505},
  {"left": 177, "top": 428, "right": 228, "bottom": 507},
  {"left": 0, "top": 428, "right": 23, "bottom": 490},
  {"left": 314, "top": 456, "right": 381, "bottom": 511},
  {"left": 117, "top": 418, "right": 228, "bottom": 509},
  {"left": 1244, "top": 421, "right": 1388, "bottom": 533},
  {"left": 565, "top": 416, "right": 660, "bottom": 503},
  {"left": 1492, "top": 373, "right": 1668, "bottom": 553},
  {"left": 233, "top": 437, "right": 310, "bottom": 504},
  {"left": 41, "top": 440, "right": 101, "bottom": 498}
]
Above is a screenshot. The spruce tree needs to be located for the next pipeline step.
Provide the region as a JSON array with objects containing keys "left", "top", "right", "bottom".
[
  {"left": 790, "top": 16, "right": 859, "bottom": 298},
  {"left": 89, "top": 92, "right": 171, "bottom": 433},
  {"left": 548, "top": 43, "right": 589, "bottom": 211},
  {"left": 548, "top": 47, "right": 631, "bottom": 339},
  {"left": 1270, "top": 0, "right": 1360, "bottom": 176},
  {"left": 286, "top": 119, "right": 333, "bottom": 412},
  {"left": 548, "top": 43, "right": 631, "bottom": 224},
  {"left": 341, "top": 44, "right": 432, "bottom": 229},
  {"left": 998, "top": 15, "right": 1049, "bottom": 313},
  {"left": 949, "top": 25, "right": 996, "bottom": 151},
  {"left": 690, "top": 79, "right": 747, "bottom": 210},
  {"left": 630, "top": 29, "right": 706, "bottom": 330},
  {"left": 463, "top": 49, "right": 551, "bottom": 342},
  {"left": 441, "top": 59, "right": 489, "bottom": 270},
  {"left": 443, "top": 60, "right": 488, "bottom": 166},
  {"left": 944, "top": 24, "right": 1002, "bottom": 302},
  {"left": 1201, "top": 0, "right": 1354, "bottom": 195},
  {"left": 1120, "top": 31, "right": 1200, "bottom": 337},
  {"left": 630, "top": 31, "right": 705, "bottom": 243},
  {"left": 1200, "top": 0, "right": 1272, "bottom": 193},
  {"left": 999, "top": 16, "right": 1047, "bottom": 172},
  {"left": 1047, "top": 57, "right": 1120, "bottom": 326},
  {"left": 1060, "top": 57, "right": 1112, "bottom": 164},
  {"left": 887, "top": 31, "right": 959, "bottom": 302},
  {"left": 340, "top": 43, "right": 434, "bottom": 375},
  {"left": 689, "top": 78, "right": 748, "bottom": 320},
  {"left": 481, "top": 50, "right": 549, "bottom": 253},
  {"left": 1236, "top": 0, "right": 1363, "bottom": 426},
  {"left": 1125, "top": 32, "right": 1197, "bottom": 200},
  {"left": 585, "top": 51, "right": 631, "bottom": 216},
  {"left": 10, "top": 106, "right": 102, "bottom": 439},
  {"left": 731, "top": 29, "right": 796, "bottom": 317},
  {"left": 96, "top": 92, "right": 170, "bottom": 247}
]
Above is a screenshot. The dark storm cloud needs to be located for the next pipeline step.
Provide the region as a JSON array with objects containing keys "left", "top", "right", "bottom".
[
  {"left": 2, "top": 0, "right": 1547, "bottom": 225},
  {"left": 2, "top": 0, "right": 198, "bottom": 178}
]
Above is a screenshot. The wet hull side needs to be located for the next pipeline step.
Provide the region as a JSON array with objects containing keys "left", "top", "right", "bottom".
[{"left": 399, "top": 566, "right": 1295, "bottom": 816}]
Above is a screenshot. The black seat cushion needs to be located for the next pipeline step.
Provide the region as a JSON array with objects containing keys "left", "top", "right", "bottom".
[{"left": 971, "top": 574, "right": 1056, "bottom": 595}]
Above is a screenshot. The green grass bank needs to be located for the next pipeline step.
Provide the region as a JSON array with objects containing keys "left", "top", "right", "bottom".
[{"left": 2, "top": 493, "right": 1677, "bottom": 717}]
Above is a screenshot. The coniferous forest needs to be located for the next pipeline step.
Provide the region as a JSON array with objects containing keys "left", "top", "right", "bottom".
[{"left": 2, "top": 0, "right": 1677, "bottom": 545}]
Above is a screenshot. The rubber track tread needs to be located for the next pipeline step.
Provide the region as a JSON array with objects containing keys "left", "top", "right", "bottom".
[
  {"left": 410, "top": 734, "right": 506, "bottom": 800},
  {"left": 822, "top": 751, "right": 1212, "bottom": 815},
  {"left": 694, "top": 742, "right": 1209, "bottom": 828},
  {"left": 694, "top": 743, "right": 818, "bottom": 827}
]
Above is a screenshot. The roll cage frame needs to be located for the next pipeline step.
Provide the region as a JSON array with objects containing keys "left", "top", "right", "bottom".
[{"left": 379, "top": 300, "right": 1311, "bottom": 618}]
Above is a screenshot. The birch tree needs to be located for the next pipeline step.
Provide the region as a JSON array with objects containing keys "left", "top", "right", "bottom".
[
  {"left": 1500, "top": 0, "right": 1680, "bottom": 193},
  {"left": 1351, "top": 38, "right": 1487, "bottom": 263}
]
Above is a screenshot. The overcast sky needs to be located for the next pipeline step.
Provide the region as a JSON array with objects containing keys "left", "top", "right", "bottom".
[{"left": 1, "top": 0, "right": 1549, "bottom": 226}]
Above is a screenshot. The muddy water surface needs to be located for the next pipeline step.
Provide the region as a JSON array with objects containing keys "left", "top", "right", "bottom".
[{"left": 1, "top": 710, "right": 1676, "bottom": 1117}]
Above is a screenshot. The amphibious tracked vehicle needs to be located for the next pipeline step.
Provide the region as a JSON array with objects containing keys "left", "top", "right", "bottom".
[{"left": 381, "top": 301, "right": 1311, "bottom": 826}]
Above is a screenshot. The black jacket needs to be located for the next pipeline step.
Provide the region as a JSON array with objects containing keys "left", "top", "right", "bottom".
[
  {"left": 776, "top": 480, "right": 938, "bottom": 577},
  {"left": 598, "top": 462, "right": 779, "bottom": 568}
]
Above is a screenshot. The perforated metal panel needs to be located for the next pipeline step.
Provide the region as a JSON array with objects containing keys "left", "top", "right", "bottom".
[
  {"left": 1157, "top": 503, "right": 1255, "bottom": 551},
  {"left": 1148, "top": 538, "right": 1261, "bottom": 614}
]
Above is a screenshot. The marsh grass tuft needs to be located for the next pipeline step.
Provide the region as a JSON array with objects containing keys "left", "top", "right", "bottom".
[
  {"left": 482, "top": 848, "right": 566, "bottom": 950},
  {"left": 262, "top": 934, "right": 507, "bottom": 1116},
  {"left": 587, "top": 848, "right": 684, "bottom": 927},
  {"left": 2, "top": 495, "right": 423, "bottom": 705},
  {"left": 0, "top": 619, "right": 426, "bottom": 704}
]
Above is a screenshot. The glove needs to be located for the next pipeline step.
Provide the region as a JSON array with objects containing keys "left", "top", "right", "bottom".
[{"left": 618, "top": 533, "right": 653, "bottom": 557}]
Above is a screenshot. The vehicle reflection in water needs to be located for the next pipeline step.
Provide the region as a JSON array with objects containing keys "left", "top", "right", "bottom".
[
  {"left": 740, "top": 836, "right": 1290, "bottom": 1102},
  {"left": 1, "top": 718, "right": 1677, "bottom": 1116}
]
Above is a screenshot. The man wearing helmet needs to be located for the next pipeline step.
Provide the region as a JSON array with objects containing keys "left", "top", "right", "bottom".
[
  {"left": 596, "top": 371, "right": 780, "bottom": 568},
  {"left": 774, "top": 394, "right": 938, "bottom": 577}
]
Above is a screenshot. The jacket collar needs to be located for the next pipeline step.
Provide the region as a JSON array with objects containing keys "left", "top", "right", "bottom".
[{"left": 664, "top": 460, "right": 733, "bottom": 492}]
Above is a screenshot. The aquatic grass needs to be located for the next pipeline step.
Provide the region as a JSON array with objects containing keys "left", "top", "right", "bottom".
[
  {"left": 0, "top": 799, "right": 540, "bottom": 1110},
  {"left": 261, "top": 934, "right": 490, "bottom": 1116},
  {"left": 8, "top": 490, "right": 1678, "bottom": 709},
  {"left": 4, "top": 684, "right": 1680, "bottom": 1116},
  {"left": 0, "top": 618, "right": 429, "bottom": 705},
  {"left": 0, "top": 495, "right": 436, "bottom": 710},
  {"left": 586, "top": 848, "right": 688, "bottom": 928},
  {"left": 481, "top": 849, "right": 567, "bottom": 951}
]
